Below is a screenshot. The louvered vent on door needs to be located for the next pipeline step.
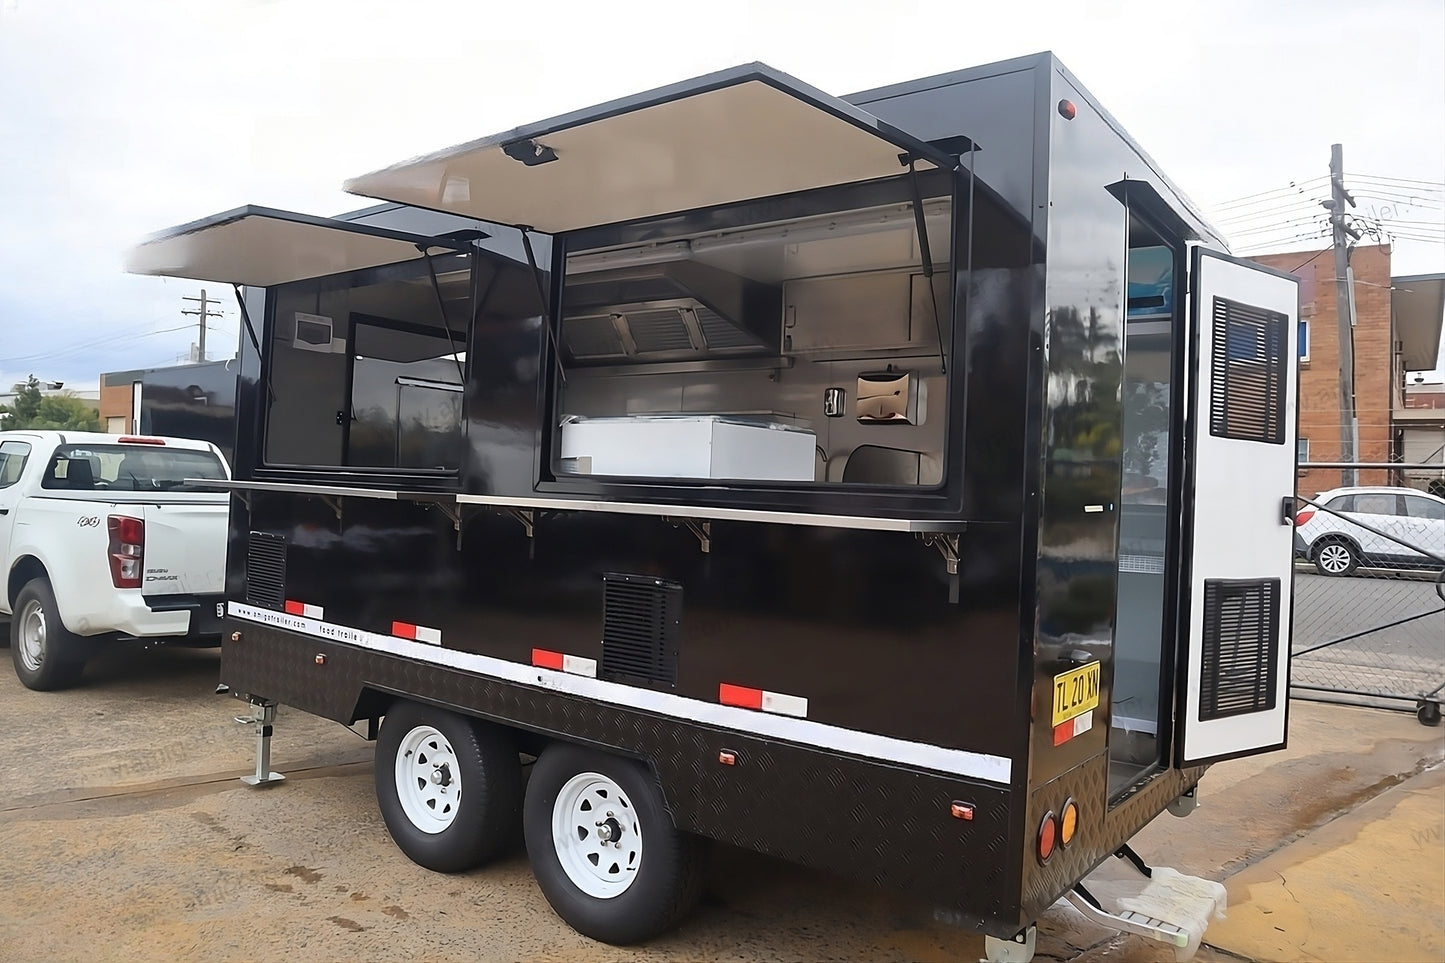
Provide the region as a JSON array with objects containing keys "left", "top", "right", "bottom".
[
  {"left": 1199, "top": 578, "right": 1280, "bottom": 721},
  {"left": 600, "top": 573, "right": 681, "bottom": 686},
  {"left": 246, "top": 532, "right": 287, "bottom": 610},
  {"left": 1209, "top": 296, "right": 1288, "bottom": 444}
]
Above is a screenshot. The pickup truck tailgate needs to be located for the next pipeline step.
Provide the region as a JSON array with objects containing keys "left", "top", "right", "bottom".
[{"left": 141, "top": 496, "right": 230, "bottom": 596}]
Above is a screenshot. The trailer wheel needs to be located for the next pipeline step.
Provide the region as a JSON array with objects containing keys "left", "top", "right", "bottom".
[
  {"left": 374, "top": 701, "right": 522, "bottom": 873},
  {"left": 10, "top": 579, "right": 85, "bottom": 691},
  {"left": 523, "top": 743, "right": 704, "bottom": 944}
]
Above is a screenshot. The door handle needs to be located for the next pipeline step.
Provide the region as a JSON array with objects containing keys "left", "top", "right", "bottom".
[
  {"left": 1281, "top": 496, "right": 1296, "bottom": 526},
  {"left": 0, "top": 507, "right": 9, "bottom": 515}
]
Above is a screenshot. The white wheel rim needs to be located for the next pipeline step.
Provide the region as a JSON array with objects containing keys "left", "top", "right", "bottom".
[
  {"left": 551, "top": 771, "right": 642, "bottom": 899},
  {"left": 17, "top": 599, "right": 46, "bottom": 672},
  {"left": 393, "top": 725, "right": 462, "bottom": 834},
  {"left": 1319, "top": 544, "right": 1351, "bottom": 573}
]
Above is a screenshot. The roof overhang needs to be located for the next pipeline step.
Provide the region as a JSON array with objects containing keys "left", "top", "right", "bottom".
[
  {"left": 1393, "top": 273, "right": 1445, "bottom": 371},
  {"left": 125, "top": 206, "right": 477, "bottom": 287},
  {"left": 343, "top": 64, "right": 959, "bottom": 235}
]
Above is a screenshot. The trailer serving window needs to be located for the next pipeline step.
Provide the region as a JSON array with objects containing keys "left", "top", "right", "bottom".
[
  {"left": 553, "top": 187, "right": 953, "bottom": 486},
  {"left": 124, "top": 207, "right": 478, "bottom": 478},
  {"left": 342, "top": 65, "right": 964, "bottom": 491},
  {"left": 265, "top": 252, "right": 470, "bottom": 471}
]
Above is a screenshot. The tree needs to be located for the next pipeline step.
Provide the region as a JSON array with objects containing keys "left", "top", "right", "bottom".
[{"left": 0, "top": 374, "right": 101, "bottom": 431}]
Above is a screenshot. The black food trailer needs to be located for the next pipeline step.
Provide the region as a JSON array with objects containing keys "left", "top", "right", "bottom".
[{"left": 126, "top": 53, "right": 1300, "bottom": 959}]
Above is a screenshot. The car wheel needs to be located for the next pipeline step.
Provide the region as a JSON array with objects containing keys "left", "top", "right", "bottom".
[
  {"left": 374, "top": 701, "right": 523, "bottom": 873},
  {"left": 1313, "top": 539, "right": 1359, "bottom": 577},
  {"left": 10, "top": 578, "right": 85, "bottom": 690},
  {"left": 523, "top": 743, "right": 705, "bottom": 944}
]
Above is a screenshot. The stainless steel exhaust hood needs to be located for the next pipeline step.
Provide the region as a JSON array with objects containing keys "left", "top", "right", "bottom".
[{"left": 561, "top": 260, "right": 780, "bottom": 364}]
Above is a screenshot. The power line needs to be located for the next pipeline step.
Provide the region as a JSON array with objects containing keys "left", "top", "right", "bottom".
[
  {"left": 0, "top": 324, "right": 195, "bottom": 366},
  {"left": 1352, "top": 173, "right": 1445, "bottom": 189},
  {"left": 1210, "top": 176, "right": 1329, "bottom": 211}
]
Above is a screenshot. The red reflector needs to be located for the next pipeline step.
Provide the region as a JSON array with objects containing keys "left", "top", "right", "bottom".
[
  {"left": 391, "top": 621, "right": 416, "bottom": 640},
  {"left": 718, "top": 683, "right": 764, "bottom": 710},
  {"left": 531, "top": 648, "right": 565, "bottom": 670},
  {"left": 1038, "top": 812, "right": 1058, "bottom": 862},
  {"left": 1057, "top": 99, "right": 1077, "bottom": 120},
  {"left": 718, "top": 750, "right": 737, "bottom": 766},
  {"left": 118, "top": 436, "right": 166, "bottom": 445},
  {"left": 1053, "top": 721, "right": 1073, "bottom": 746},
  {"left": 284, "top": 600, "right": 305, "bottom": 616},
  {"left": 950, "top": 801, "right": 975, "bottom": 821},
  {"left": 1294, "top": 509, "right": 1315, "bottom": 526}
]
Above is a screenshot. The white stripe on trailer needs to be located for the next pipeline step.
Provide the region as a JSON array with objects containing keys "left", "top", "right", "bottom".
[{"left": 227, "top": 601, "right": 1011, "bottom": 786}]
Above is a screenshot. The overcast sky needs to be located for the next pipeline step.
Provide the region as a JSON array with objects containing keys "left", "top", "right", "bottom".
[{"left": 1, "top": 0, "right": 1441, "bottom": 392}]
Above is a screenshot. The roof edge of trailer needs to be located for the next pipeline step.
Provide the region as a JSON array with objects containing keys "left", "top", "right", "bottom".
[
  {"left": 1048, "top": 55, "right": 1228, "bottom": 249},
  {"left": 847, "top": 52, "right": 1230, "bottom": 251}
]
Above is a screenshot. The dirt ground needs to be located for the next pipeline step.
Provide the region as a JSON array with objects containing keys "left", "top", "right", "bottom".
[{"left": 0, "top": 643, "right": 1440, "bottom": 962}]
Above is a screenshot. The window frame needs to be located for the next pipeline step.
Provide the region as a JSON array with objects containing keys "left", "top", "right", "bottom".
[
  {"left": 0, "top": 440, "right": 32, "bottom": 489},
  {"left": 256, "top": 252, "right": 477, "bottom": 483},
  {"left": 533, "top": 171, "right": 967, "bottom": 515}
]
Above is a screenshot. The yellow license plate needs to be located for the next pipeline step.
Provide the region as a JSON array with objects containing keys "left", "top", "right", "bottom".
[{"left": 1052, "top": 662, "right": 1101, "bottom": 727}]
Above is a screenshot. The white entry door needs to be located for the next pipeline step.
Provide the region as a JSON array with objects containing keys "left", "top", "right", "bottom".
[{"left": 1178, "top": 247, "right": 1300, "bottom": 765}]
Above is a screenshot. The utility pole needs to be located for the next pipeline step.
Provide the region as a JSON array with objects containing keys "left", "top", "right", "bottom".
[
  {"left": 180, "top": 289, "right": 223, "bottom": 363},
  {"left": 1323, "top": 144, "right": 1361, "bottom": 487}
]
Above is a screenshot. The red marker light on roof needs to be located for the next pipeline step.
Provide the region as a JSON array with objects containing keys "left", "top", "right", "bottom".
[
  {"left": 1058, "top": 99, "right": 1077, "bottom": 120},
  {"left": 118, "top": 436, "right": 166, "bottom": 445}
]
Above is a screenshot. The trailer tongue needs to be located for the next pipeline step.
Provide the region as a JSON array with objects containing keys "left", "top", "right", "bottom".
[{"left": 128, "top": 53, "right": 1299, "bottom": 960}]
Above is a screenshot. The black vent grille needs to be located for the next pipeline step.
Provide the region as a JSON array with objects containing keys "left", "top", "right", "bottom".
[
  {"left": 600, "top": 574, "right": 681, "bottom": 686},
  {"left": 1209, "top": 296, "right": 1288, "bottom": 444},
  {"left": 246, "top": 532, "right": 287, "bottom": 610},
  {"left": 1200, "top": 578, "right": 1280, "bottom": 721}
]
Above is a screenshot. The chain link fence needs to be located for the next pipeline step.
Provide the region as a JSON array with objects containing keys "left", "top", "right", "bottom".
[{"left": 1290, "top": 475, "right": 1445, "bottom": 725}]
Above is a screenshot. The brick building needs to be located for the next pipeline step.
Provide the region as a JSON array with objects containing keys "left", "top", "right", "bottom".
[{"left": 1247, "top": 245, "right": 1396, "bottom": 494}]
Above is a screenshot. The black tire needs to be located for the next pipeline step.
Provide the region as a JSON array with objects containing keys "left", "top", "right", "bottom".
[
  {"left": 10, "top": 579, "right": 85, "bottom": 691},
  {"left": 523, "top": 743, "right": 705, "bottom": 945},
  {"left": 374, "top": 701, "right": 523, "bottom": 873},
  {"left": 1312, "top": 538, "right": 1360, "bottom": 577}
]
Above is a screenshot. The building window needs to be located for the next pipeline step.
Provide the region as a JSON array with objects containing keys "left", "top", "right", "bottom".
[
  {"left": 1297, "top": 437, "right": 1309, "bottom": 463},
  {"left": 1298, "top": 319, "right": 1309, "bottom": 362}
]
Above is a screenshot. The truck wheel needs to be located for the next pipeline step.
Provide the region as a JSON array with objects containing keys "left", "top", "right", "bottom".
[
  {"left": 523, "top": 743, "right": 704, "bottom": 944},
  {"left": 10, "top": 579, "right": 85, "bottom": 691},
  {"left": 374, "top": 701, "right": 522, "bottom": 873}
]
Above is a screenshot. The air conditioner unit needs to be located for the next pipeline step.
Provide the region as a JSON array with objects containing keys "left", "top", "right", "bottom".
[{"left": 293, "top": 313, "right": 335, "bottom": 353}]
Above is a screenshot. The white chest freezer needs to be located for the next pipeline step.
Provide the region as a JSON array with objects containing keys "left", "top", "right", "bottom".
[{"left": 559, "top": 415, "right": 816, "bottom": 482}]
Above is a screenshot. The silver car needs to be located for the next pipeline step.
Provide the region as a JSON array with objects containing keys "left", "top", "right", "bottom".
[{"left": 1294, "top": 486, "right": 1445, "bottom": 576}]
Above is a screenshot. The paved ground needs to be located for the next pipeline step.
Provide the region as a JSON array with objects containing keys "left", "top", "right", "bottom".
[{"left": 0, "top": 643, "right": 1441, "bottom": 962}]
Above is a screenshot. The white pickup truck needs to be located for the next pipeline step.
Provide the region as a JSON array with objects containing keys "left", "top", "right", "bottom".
[{"left": 0, "top": 430, "right": 231, "bottom": 690}]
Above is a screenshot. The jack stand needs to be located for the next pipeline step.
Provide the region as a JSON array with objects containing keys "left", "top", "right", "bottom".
[
  {"left": 235, "top": 699, "right": 285, "bottom": 787},
  {"left": 982, "top": 924, "right": 1035, "bottom": 963}
]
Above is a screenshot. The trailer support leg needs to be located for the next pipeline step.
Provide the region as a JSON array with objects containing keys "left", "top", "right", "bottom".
[
  {"left": 1114, "top": 842, "right": 1154, "bottom": 878},
  {"left": 235, "top": 699, "right": 286, "bottom": 787},
  {"left": 981, "top": 924, "right": 1035, "bottom": 963}
]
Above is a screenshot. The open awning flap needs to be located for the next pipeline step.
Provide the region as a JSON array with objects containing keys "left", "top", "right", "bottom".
[
  {"left": 1393, "top": 273, "right": 1445, "bottom": 371},
  {"left": 124, "top": 205, "right": 474, "bottom": 287},
  {"left": 343, "top": 64, "right": 959, "bottom": 235}
]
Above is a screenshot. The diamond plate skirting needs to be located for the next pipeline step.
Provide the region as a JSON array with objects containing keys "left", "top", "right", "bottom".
[
  {"left": 1020, "top": 754, "right": 1206, "bottom": 917},
  {"left": 222, "top": 623, "right": 1025, "bottom": 935}
]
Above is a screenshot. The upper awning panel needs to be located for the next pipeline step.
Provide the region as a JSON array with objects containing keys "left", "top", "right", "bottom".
[
  {"left": 124, "top": 205, "right": 474, "bottom": 287},
  {"left": 343, "top": 64, "right": 959, "bottom": 235}
]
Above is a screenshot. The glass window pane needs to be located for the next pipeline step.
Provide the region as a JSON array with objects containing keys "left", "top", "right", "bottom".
[
  {"left": 1403, "top": 495, "right": 1445, "bottom": 521},
  {"left": 1353, "top": 493, "right": 1396, "bottom": 515}
]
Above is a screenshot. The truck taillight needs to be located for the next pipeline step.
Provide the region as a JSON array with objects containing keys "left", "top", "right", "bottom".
[{"left": 107, "top": 515, "right": 145, "bottom": 589}]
